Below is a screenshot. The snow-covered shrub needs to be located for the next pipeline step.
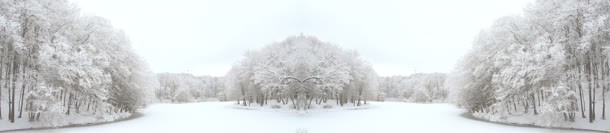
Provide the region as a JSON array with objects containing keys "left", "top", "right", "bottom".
[
  {"left": 410, "top": 90, "right": 431, "bottom": 103},
  {"left": 323, "top": 105, "right": 333, "bottom": 109},
  {"left": 27, "top": 85, "right": 67, "bottom": 127},
  {"left": 217, "top": 91, "right": 227, "bottom": 101},
  {"left": 35, "top": 102, "right": 67, "bottom": 127},
  {"left": 376, "top": 92, "right": 385, "bottom": 101},
  {"left": 539, "top": 86, "right": 577, "bottom": 123},
  {"left": 174, "top": 87, "right": 195, "bottom": 103},
  {"left": 271, "top": 104, "right": 282, "bottom": 109}
]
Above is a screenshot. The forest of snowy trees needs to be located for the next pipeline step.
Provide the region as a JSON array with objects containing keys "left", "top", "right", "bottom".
[
  {"left": 155, "top": 73, "right": 224, "bottom": 103},
  {"left": 225, "top": 35, "right": 378, "bottom": 110},
  {"left": 378, "top": 73, "right": 448, "bottom": 103},
  {"left": 451, "top": 0, "right": 609, "bottom": 123},
  {"left": 3, "top": 0, "right": 610, "bottom": 131},
  {"left": 0, "top": 0, "right": 154, "bottom": 126}
]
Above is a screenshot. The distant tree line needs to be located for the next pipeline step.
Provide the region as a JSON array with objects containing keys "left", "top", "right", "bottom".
[
  {"left": 155, "top": 73, "right": 225, "bottom": 103},
  {"left": 378, "top": 73, "right": 448, "bottom": 103}
]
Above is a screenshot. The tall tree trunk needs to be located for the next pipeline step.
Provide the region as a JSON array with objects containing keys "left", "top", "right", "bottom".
[
  {"left": 589, "top": 79, "right": 594, "bottom": 123},
  {"left": 66, "top": 93, "right": 72, "bottom": 115},
  {"left": 531, "top": 93, "right": 538, "bottom": 115},
  {"left": 570, "top": 102, "right": 577, "bottom": 122},
  {"left": 603, "top": 88, "right": 606, "bottom": 120},
  {"left": 28, "top": 101, "right": 34, "bottom": 122},
  {"left": 0, "top": 54, "right": 3, "bottom": 120},
  {"left": 0, "top": 49, "right": 4, "bottom": 120},
  {"left": 290, "top": 97, "right": 296, "bottom": 109},
  {"left": 283, "top": 97, "right": 288, "bottom": 105},
  {"left": 18, "top": 62, "right": 27, "bottom": 118},
  {"left": 512, "top": 98, "right": 517, "bottom": 112},
  {"left": 87, "top": 98, "right": 92, "bottom": 111},
  {"left": 61, "top": 90, "right": 65, "bottom": 106},
  {"left": 577, "top": 61, "right": 587, "bottom": 118},
  {"left": 602, "top": 60, "right": 608, "bottom": 120},
  {"left": 264, "top": 95, "right": 268, "bottom": 105},
  {"left": 307, "top": 97, "right": 314, "bottom": 109},
  {"left": 240, "top": 86, "right": 246, "bottom": 106},
  {"left": 321, "top": 97, "right": 325, "bottom": 104},
  {"left": 537, "top": 91, "right": 542, "bottom": 107},
  {"left": 335, "top": 94, "right": 339, "bottom": 105},
  {"left": 587, "top": 54, "right": 595, "bottom": 123},
  {"left": 540, "top": 89, "right": 544, "bottom": 101},
  {"left": 75, "top": 97, "right": 81, "bottom": 114},
  {"left": 357, "top": 87, "right": 363, "bottom": 106},
  {"left": 242, "top": 96, "right": 247, "bottom": 106},
  {"left": 579, "top": 72, "right": 587, "bottom": 118},
  {"left": 9, "top": 55, "right": 18, "bottom": 123},
  {"left": 340, "top": 94, "right": 345, "bottom": 106}
]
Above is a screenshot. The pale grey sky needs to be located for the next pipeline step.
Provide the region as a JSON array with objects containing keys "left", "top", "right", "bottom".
[{"left": 72, "top": 0, "right": 532, "bottom": 76}]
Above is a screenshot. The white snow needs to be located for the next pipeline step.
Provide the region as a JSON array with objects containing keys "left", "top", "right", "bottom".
[
  {"left": 12, "top": 102, "right": 598, "bottom": 133},
  {"left": 473, "top": 102, "right": 610, "bottom": 132},
  {"left": 0, "top": 111, "right": 131, "bottom": 131}
]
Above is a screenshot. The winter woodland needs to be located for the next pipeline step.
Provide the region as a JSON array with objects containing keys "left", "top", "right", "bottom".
[
  {"left": 0, "top": 0, "right": 609, "bottom": 132},
  {"left": 0, "top": 0, "right": 154, "bottom": 128},
  {"left": 448, "top": 0, "right": 610, "bottom": 125}
]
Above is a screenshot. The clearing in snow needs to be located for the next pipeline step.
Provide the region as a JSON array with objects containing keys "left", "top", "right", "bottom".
[{"left": 11, "top": 102, "right": 598, "bottom": 133}]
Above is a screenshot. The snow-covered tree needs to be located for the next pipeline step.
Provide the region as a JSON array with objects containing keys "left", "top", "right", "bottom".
[
  {"left": 155, "top": 73, "right": 224, "bottom": 103},
  {"left": 377, "top": 73, "right": 448, "bottom": 103},
  {"left": 0, "top": 0, "right": 155, "bottom": 125},
  {"left": 225, "top": 35, "right": 378, "bottom": 110},
  {"left": 451, "top": 0, "right": 610, "bottom": 123}
]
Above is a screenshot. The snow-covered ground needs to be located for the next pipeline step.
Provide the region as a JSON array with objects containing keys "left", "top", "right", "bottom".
[
  {"left": 473, "top": 102, "right": 610, "bottom": 132},
  {"left": 11, "top": 102, "right": 600, "bottom": 133},
  {"left": 0, "top": 110, "right": 132, "bottom": 131}
]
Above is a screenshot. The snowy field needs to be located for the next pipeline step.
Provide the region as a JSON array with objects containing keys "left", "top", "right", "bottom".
[{"left": 12, "top": 102, "right": 600, "bottom": 133}]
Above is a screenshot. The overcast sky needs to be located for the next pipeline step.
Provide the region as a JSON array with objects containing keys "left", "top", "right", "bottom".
[{"left": 72, "top": 0, "right": 533, "bottom": 76}]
